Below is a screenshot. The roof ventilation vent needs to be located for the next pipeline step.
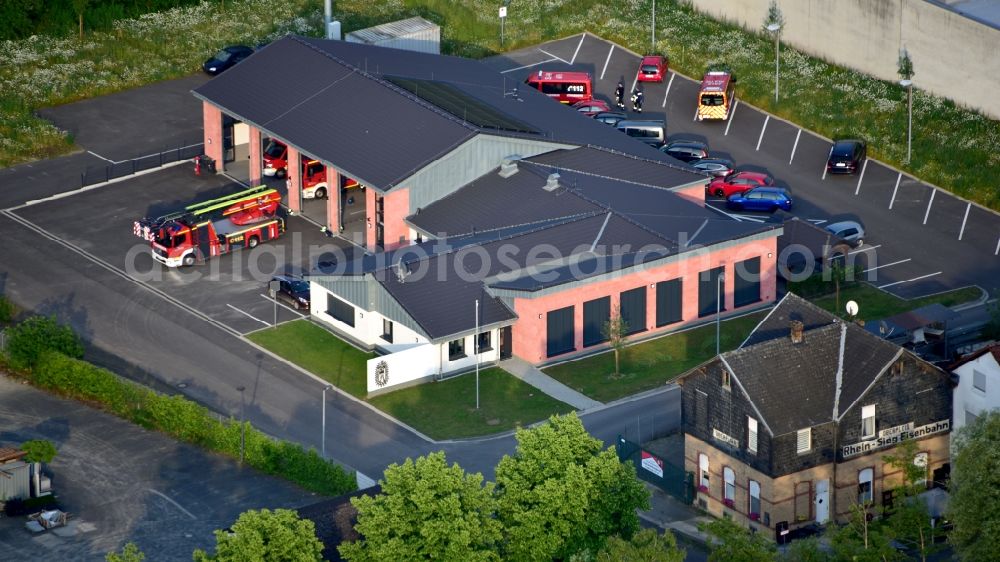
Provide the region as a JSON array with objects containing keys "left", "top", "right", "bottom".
[
  {"left": 498, "top": 156, "right": 521, "bottom": 178},
  {"left": 790, "top": 320, "right": 804, "bottom": 344},
  {"left": 543, "top": 172, "right": 561, "bottom": 192},
  {"left": 395, "top": 259, "right": 411, "bottom": 283}
]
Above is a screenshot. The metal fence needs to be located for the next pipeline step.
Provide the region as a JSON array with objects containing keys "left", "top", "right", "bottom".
[
  {"left": 617, "top": 435, "right": 694, "bottom": 504},
  {"left": 620, "top": 411, "right": 680, "bottom": 445},
  {"left": 80, "top": 142, "right": 204, "bottom": 187}
]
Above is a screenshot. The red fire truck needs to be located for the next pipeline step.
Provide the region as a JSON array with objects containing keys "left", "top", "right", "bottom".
[
  {"left": 525, "top": 70, "right": 593, "bottom": 104},
  {"left": 134, "top": 186, "right": 285, "bottom": 267}
]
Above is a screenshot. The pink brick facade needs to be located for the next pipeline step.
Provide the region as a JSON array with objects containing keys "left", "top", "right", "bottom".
[
  {"left": 248, "top": 126, "right": 262, "bottom": 185},
  {"left": 383, "top": 187, "right": 411, "bottom": 251},
  {"left": 365, "top": 186, "right": 378, "bottom": 252},
  {"left": 201, "top": 102, "right": 223, "bottom": 169},
  {"left": 326, "top": 168, "right": 340, "bottom": 232},
  {"left": 675, "top": 184, "right": 706, "bottom": 206},
  {"left": 286, "top": 145, "right": 301, "bottom": 212},
  {"left": 511, "top": 237, "right": 778, "bottom": 364}
]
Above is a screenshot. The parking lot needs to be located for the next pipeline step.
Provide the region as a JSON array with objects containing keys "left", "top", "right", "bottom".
[
  {"left": 0, "top": 375, "right": 319, "bottom": 560},
  {"left": 485, "top": 33, "right": 1000, "bottom": 299},
  {"left": 7, "top": 164, "right": 359, "bottom": 336}
]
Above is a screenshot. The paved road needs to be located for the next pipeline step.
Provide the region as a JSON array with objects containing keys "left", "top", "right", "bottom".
[{"left": 485, "top": 33, "right": 1000, "bottom": 301}]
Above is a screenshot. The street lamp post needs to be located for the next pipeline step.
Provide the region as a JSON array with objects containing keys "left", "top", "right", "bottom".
[
  {"left": 322, "top": 384, "right": 332, "bottom": 458},
  {"left": 716, "top": 271, "right": 725, "bottom": 356},
  {"left": 236, "top": 386, "right": 246, "bottom": 465},
  {"left": 651, "top": 0, "right": 656, "bottom": 52},
  {"left": 475, "top": 299, "right": 480, "bottom": 410},
  {"left": 766, "top": 23, "right": 781, "bottom": 103},
  {"left": 899, "top": 78, "right": 913, "bottom": 163}
]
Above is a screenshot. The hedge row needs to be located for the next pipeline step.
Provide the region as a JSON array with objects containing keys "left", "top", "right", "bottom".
[{"left": 31, "top": 351, "right": 356, "bottom": 497}]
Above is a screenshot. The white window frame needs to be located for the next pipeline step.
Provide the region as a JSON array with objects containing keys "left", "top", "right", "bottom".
[
  {"left": 861, "top": 404, "right": 876, "bottom": 439},
  {"left": 749, "top": 479, "right": 761, "bottom": 517},
  {"left": 747, "top": 417, "right": 758, "bottom": 454},
  {"left": 858, "top": 467, "right": 874, "bottom": 504},
  {"left": 796, "top": 428, "right": 811, "bottom": 454},
  {"left": 699, "top": 453, "right": 710, "bottom": 490},
  {"left": 723, "top": 467, "right": 736, "bottom": 503},
  {"left": 973, "top": 369, "right": 986, "bottom": 393}
]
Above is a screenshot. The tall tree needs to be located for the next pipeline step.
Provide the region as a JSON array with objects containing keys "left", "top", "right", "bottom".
[
  {"left": 593, "top": 529, "right": 685, "bottom": 562},
  {"left": 339, "top": 452, "right": 501, "bottom": 562},
  {"left": 827, "top": 502, "right": 901, "bottom": 562},
  {"left": 106, "top": 542, "right": 145, "bottom": 562},
  {"left": 701, "top": 518, "right": 777, "bottom": 562},
  {"left": 602, "top": 305, "right": 628, "bottom": 379},
  {"left": 71, "top": 0, "right": 89, "bottom": 39},
  {"left": 192, "top": 508, "right": 323, "bottom": 562},
  {"left": 949, "top": 410, "right": 1000, "bottom": 561},
  {"left": 882, "top": 440, "right": 943, "bottom": 562},
  {"left": 494, "top": 413, "right": 649, "bottom": 561}
]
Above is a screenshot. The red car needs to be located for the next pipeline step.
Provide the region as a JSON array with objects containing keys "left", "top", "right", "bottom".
[
  {"left": 636, "top": 55, "right": 668, "bottom": 83},
  {"left": 571, "top": 99, "right": 611, "bottom": 117},
  {"left": 706, "top": 171, "right": 775, "bottom": 198}
]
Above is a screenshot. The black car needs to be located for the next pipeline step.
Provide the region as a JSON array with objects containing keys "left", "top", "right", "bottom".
[
  {"left": 689, "top": 157, "right": 735, "bottom": 177},
  {"left": 268, "top": 275, "right": 311, "bottom": 310},
  {"left": 203, "top": 45, "right": 254, "bottom": 75},
  {"left": 660, "top": 140, "right": 710, "bottom": 163},
  {"left": 593, "top": 111, "right": 627, "bottom": 126},
  {"left": 826, "top": 139, "right": 867, "bottom": 175}
]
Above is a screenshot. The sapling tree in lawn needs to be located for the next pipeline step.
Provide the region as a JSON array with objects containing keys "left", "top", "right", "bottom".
[{"left": 602, "top": 305, "right": 629, "bottom": 379}]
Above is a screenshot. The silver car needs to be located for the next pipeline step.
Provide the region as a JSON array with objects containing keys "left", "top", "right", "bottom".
[{"left": 825, "top": 220, "right": 865, "bottom": 248}]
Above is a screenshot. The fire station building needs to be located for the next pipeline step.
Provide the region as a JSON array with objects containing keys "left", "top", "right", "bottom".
[
  {"left": 679, "top": 294, "right": 952, "bottom": 540},
  {"left": 192, "top": 35, "right": 784, "bottom": 392}
]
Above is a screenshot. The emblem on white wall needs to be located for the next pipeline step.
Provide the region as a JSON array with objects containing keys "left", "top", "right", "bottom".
[{"left": 375, "top": 360, "right": 390, "bottom": 387}]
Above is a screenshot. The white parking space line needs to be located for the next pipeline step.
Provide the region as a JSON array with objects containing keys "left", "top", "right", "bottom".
[
  {"left": 854, "top": 159, "right": 868, "bottom": 195},
  {"left": 822, "top": 148, "right": 832, "bottom": 180},
  {"left": 789, "top": 129, "right": 801, "bottom": 164},
  {"left": 724, "top": 100, "right": 739, "bottom": 136},
  {"left": 500, "top": 57, "right": 558, "bottom": 73},
  {"left": 995, "top": 236, "right": 1000, "bottom": 256},
  {"left": 922, "top": 189, "right": 937, "bottom": 225},
  {"left": 569, "top": 34, "right": 585, "bottom": 65},
  {"left": 755, "top": 115, "right": 769, "bottom": 151},
  {"left": 226, "top": 303, "right": 270, "bottom": 327},
  {"left": 806, "top": 218, "right": 827, "bottom": 225},
  {"left": 258, "top": 293, "right": 307, "bottom": 316},
  {"left": 662, "top": 73, "right": 675, "bottom": 107},
  {"left": 878, "top": 271, "right": 942, "bottom": 290},
  {"left": 692, "top": 105, "right": 699, "bottom": 122},
  {"left": 87, "top": 150, "right": 115, "bottom": 163},
  {"left": 599, "top": 44, "right": 615, "bottom": 79},
  {"left": 958, "top": 203, "right": 971, "bottom": 240},
  {"left": 848, "top": 244, "right": 881, "bottom": 256},
  {"left": 862, "top": 258, "right": 911, "bottom": 274},
  {"left": 538, "top": 48, "right": 569, "bottom": 64},
  {"left": 630, "top": 73, "right": 638, "bottom": 95},
  {"left": 730, "top": 214, "right": 766, "bottom": 223},
  {"left": 889, "top": 173, "right": 902, "bottom": 209}
]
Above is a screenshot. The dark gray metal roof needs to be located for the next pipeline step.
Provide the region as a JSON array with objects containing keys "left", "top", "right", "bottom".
[
  {"left": 193, "top": 36, "right": 477, "bottom": 190},
  {"left": 526, "top": 146, "right": 705, "bottom": 190}
]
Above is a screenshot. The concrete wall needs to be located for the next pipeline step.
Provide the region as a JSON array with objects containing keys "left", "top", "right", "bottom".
[
  {"left": 952, "top": 351, "right": 1000, "bottom": 431},
  {"left": 689, "top": 0, "right": 1000, "bottom": 118},
  {"left": 311, "top": 286, "right": 428, "bottom": 349}
]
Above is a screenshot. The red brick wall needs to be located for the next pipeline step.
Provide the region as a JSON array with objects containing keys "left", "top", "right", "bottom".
[
  {"left": 511, "top": 236, "right": 778, "bottom": 363},
  {"left": 365, "top": 186, "right": 377, "bottom": 252},
  {"left": 383, "top": 187, "right": 411, "bottom": 251},
  {"left": 286, "top": 146, "right": 301, "bottom": 212},
  {"left": 248, "top": 126, "right": 262, "bottom": 185},
  {"left": 202, "top": 102, "right": 223, "bottom": 168},
  {"left": 326, "top": 168, "right": 340, "bottom": 232}
]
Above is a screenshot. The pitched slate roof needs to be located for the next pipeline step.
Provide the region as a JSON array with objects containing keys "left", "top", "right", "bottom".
[{"left": 719, "top": 293, "right": 904, "bottom": 435}]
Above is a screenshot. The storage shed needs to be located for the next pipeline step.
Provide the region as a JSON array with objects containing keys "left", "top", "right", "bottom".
[
  {"left": 0, "top": 447, "right": 30, "bottom": 502},
  {"left": 345, "top": 16, "right": 440, "bottom": 54}
]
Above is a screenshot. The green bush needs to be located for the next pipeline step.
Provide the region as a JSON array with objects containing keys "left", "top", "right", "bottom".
[
  {"left": 4, "top": 315, "right": 83, "bottom": 370},
  {"left": 32, "top": 351, "right": 356, "bottom": 497},
  {"left": 0, "top": 295, "right": 16, "bottom": 324}
]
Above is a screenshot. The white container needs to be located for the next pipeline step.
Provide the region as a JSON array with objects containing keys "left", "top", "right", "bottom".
[{"left": 345, "top": 16, "right": 440, "bottom": 54}]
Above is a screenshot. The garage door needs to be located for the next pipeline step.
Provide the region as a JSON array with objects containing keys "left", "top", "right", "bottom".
[{"left": 546, "top": 305, "right": 575, "bottom": 357}]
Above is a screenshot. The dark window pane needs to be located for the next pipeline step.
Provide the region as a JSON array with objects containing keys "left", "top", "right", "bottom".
[
  {"left": 546, "top": 306, "right": 575, "bottom": 357},
  {"left": 734, "top": 257, "right": 761, "bottom": 308},
  {"left": 656, "top": 278, "right": 683, "bottom": 327},
  {"left": 698, "top": 267, "right": 725, "bottom": 317},
  {"left": 327, "top": 295, "right": 355, "bottom": 327},
  {"left": 619, "top": 287, "right": 647, "bottom": 335},
  {"left": 583, "top": 297, "right": 611, "bottom": 347}
]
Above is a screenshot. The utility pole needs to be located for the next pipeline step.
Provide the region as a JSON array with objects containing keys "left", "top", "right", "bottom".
[
  {"left": 237, "top": 386, "right": 246, "bottom": 465},
  {"left": 716, "top": 271, "right": 725, "bottom": 356},
  {"left": 475, "top": 299, "right": 480, "bottom": 410},
  {"left": 322, "top": 385, "right": 332, "bottom": 457}
]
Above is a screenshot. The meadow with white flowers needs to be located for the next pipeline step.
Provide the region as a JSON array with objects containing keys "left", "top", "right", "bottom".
[{"left": 4, "top": 0, "right": 998, "bottom": 209}]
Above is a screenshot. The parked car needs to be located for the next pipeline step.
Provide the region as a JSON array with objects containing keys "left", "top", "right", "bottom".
[
  {"left": 660, "top": 140, "right": 710, "bottom": 163},
  {"left": 636, "top": 55, "right": 668, "bottom": 83},
  {"left": 826, "top": 139, "right": 867, "bottom": 175},
  {"left": 706, "top": 170, "right": 774, "bottom": 198},
  {"left": 571, "top": 99, "right": 611, "bottom": 117},
  {"left": 616, "top": 119, "right": 666, "bottom": 147},
  {"left": 203, "top": 45, "right": 254, "bottom": 75},
  {"left": 726, "top": 187, "right": 793, "bottom": 212},
  {"left": 268, "top": 274, "right": 311, "bottom": 310},
  {"left": 689, "top": 157, "right": 735, "bottom": 177},
  {"left": 593, "top": 111, "right": 628, "bottom": 126},
  {"left": 825, "top": 220, "right": 865, "bottom": 247}
]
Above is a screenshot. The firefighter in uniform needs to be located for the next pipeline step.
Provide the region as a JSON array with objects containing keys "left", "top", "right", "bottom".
[
  {"left": 631, "top": 86, "right": 644, "bottom": 113},
  {"left": 615, "top": 80, "right": 625, "bottom": 110}
]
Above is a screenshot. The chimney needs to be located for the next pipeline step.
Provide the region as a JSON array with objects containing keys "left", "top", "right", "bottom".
[
  {"left": 790, "top": 320, "right": 804, "bottom": 344},
  {"left": 543, "top": 172, "right": 561, "bottom": 191},
  {"left": 498, "top": 157, "right": 520, "bottom": 178}
]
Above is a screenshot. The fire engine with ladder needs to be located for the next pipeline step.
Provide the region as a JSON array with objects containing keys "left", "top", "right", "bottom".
[{"left": 134, "top": 186, "right": 285, "bottom": 267}]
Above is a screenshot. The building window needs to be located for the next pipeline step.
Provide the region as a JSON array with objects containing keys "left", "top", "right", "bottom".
[
  {"left": 748, "top": 480, "right": 761, "bottom": 519},
  {"left": 973, "top": 369, "right": 986, "bottom": 393},
  {"left": 723, "top": 467, "right": 736, "bottom": 505},
  {"left": 655, "top": 278, "right": 683, "bottom": 327},
  {"left": 448, "top": 338, "right": 466, "bottom": 361},
  {"left": 966, "top": 409, "right": 979, "bottom": 427},
  {"left": 858, "top": 468, "right": 874, "bottom": 504},
  {"left": 861, "top": 404, "right": 876, "bottom": 439},
  {"left": 698, "top": 454, "right": 710, "bottom": 491},
  {"left": 733, "top": 257, "right": 761, "bottom": 308},
  {"left": 381, "top": 318, "right": 393, "bottom": 343},
  {"left": 619, "top": 286, "right": 647, "bottom": 335},
  {"left": 477, "top": 331, "right": 492, "bottom": 352},
  {"left": 747, "top": 417, "right": 758, "bottom": 455},
  {"left": 698, "top": 266, "right": 725, "bottom": 318},
  {"left": 796, "top": 428, "right": 811, "bottom": 454},
  {"left": 583, "top": 296, "right": 611, "bottom": 347},
  {"left": 327, "top": 294, "right": 355, "bottom": 327},
  {"left": 721, "top": 370, "right": 731, "bottom": 391},
  {"left": 546, "top": 306, "right": 575, "bottom": 357}
]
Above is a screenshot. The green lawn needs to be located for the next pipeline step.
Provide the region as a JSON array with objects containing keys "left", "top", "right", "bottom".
[
  {"left": 544, "top": 312, "right": 767, "bottom": 403},
  {"left": 247, "top": 319, "right": 371, "bottom": 398},
  {"left": 370, "top": 367, "right": 574, "bottom": 440},
  {"left": 811, "top": 284, "right": 981, "bottom": 320},
  {"left": 248, "top": 320, "right": 572, "bottom": 439}
]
